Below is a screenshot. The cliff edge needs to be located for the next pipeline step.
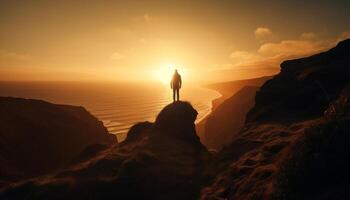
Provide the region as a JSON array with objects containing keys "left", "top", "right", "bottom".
[
  {"left": 0, "top": 101, "right": 210, "bottom": 200},
  {"left": 0, "top": 97, "right": 116, "bottom": 187}
]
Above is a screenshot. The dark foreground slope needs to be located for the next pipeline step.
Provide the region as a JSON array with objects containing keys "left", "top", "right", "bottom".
[
  {"left": 203, "top": 86, "right": 259, "bottom": 150},
  {"left": 0, "top": 101, "right": 211, "bottom": 200},
  {"left": 201, "top": 39, "right": 350, "bottom": 200},
  {"left": 0, "top": 97, "right": 116, "bottom": 187}
]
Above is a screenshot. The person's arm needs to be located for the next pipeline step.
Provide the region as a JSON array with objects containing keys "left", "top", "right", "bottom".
[
  {"left": 170, "top": 78, "right": 173, "bottom": 89},
  {"left": 179, "top": 76, "right": 182, "bottom": 88}
]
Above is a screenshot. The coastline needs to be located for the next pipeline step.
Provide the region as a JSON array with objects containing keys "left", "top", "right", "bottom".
[
  {"left": 195, "top": 87, "right": 229, "bottom": 141},
  {"left": 195, "top": 75, "right": 273, "bottom": 142}
]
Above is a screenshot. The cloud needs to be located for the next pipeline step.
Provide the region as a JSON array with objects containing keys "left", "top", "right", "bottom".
[
  {"left": 110, "top": 52, "right": 125, "bottom": 60},
  {"left": 230, "top": 51, "right": 255, "bottom": 60},
  {"left": 258, "top": 39, "right": 327, "bottom": 57},
  {"left": 229, "top": 51, "right": 261, "bottom": 64},
  {"left": 0, "top": 50, "right": 31, "bottom": 60},
  {"left": 258, "top": 31, "right": 350, "bottom": 59},
  {"left": 255, "top": 27, "right": 273, "bottom": 41},
  {"left": 223, "top": 31, "right": 350, "bottom": 80},
  {"left": 228, "top": 39, "right": 328, "bottom": 71},
  {"left": 337, "top": 31, "right": 350, "bottom": 42},
  {"left": 301, "top": 32, "right": 317, "bottom": 40}
]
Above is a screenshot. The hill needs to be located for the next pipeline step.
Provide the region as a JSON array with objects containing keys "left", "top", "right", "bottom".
[{"left": 0, "top": 97, "right": 116, "bottom": 187}]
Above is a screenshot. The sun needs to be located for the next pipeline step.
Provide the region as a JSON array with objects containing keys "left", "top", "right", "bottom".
[{"left": 153, "top": 64, "right": 186, "bottom": 84}]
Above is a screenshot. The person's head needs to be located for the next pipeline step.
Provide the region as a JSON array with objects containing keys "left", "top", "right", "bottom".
[{"left": 174, "top": 69, "right": 178, "bottom": 74}]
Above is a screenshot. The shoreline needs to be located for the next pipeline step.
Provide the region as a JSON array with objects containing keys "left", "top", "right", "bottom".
[
  {"left": 195, "top": 88, "right": 222, "bottom": 123},
  {"left": 195, "top": 76, "right": 273, "bottom": 140},
  {"left": 195, "top": 87, "right": 229, "bottom": 140}
]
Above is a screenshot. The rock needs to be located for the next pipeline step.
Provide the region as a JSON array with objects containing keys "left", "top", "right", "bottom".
[
  {"left": 247, "top": 39, "right": 350, "bottom": 123},
  {"left": 0, "top": 101, "right": 210, "bottom": 200},
  {"left": 0, "top": 97, "right": 116, "bottom": 186},
  {"left": 123, "top": 121, "right": 153, "bottom": 143},
  {"left": 155, "top": 101, "right": 205, "bottom": 150},
  {"left": 71, "top": 144, "right": 109, "bottom": 164}
]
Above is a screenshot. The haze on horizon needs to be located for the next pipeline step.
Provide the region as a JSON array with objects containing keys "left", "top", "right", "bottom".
[{"left": 0, "top": 0, "right": 349, "bottom": 84}]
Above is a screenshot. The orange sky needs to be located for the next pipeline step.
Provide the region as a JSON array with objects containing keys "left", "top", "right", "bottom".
[{"left": 0, "top": 1, "right": 349, "bottom": 84}]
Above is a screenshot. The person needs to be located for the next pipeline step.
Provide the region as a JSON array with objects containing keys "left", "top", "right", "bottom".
[{"left": 170, "top": 69, "right": 182, "bottom": 101}]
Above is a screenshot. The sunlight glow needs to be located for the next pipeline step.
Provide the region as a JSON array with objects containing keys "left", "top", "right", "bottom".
[{"left": 153, "top": 64, "right": 187, "bottom": 84}]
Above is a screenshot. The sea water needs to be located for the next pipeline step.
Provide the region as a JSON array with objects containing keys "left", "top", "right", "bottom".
[{"left": 0, "top": 81, "right": 220, "bottom": 141}]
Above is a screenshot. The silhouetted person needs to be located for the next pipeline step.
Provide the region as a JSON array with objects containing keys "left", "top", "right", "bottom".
[{"left": 171, "top": 69, "right": 182, "bottom": 101}]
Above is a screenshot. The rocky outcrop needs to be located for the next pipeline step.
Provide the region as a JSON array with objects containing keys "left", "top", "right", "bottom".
[
  {"left": 201, "top": 39, "right": 350, "bottom": 200},
  {"left": 204, "top": 86, "right": 259, "bottom": 150},
  {"left": 247, "top": 39, "right": 350, "bottom": 123},
  {"left": 0, "top": 101, "right": 210, "bottom": 200},
  {"left": 0, "top": 97, "right": 116, "bottom": 186}
]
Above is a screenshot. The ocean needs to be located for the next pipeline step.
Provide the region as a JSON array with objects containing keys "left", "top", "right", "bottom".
[{"left": 0, "top": 81, "right": 220, "bottom": 141}]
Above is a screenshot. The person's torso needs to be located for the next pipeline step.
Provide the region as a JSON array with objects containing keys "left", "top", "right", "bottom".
[{"left": 172, "top": 74, "right": 181, "bottom": 87}]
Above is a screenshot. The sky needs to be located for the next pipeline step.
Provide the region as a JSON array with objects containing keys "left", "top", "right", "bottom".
[{"left": 0, "top": 0, "right": 349, "bottom": 83}]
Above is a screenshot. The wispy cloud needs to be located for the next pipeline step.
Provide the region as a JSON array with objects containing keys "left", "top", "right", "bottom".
[
  {"left": 301, "top": 32, "right": 317, "bottom": 40},
  {"left": 255, "top": 27, "right": 273, "bottom": 42},
  {"left": 229, "top": 51, "right": 261, "bottom": 64},
  {"left": 224, "top": 31, "right": 350, "bottom": 79},
  {"left": 337, "top": 31, "right": 350, "bottom": 42},
  {"left": 258, "top": 39, "right": 327, "bottom": 56}
]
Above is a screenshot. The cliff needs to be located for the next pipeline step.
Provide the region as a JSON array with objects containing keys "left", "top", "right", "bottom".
[
  {"left": 0, "top": 101, "right": 210, "bottom": 200},
  {"left": 247, "top": 39, "right": 350, "bottom": 123},
  {"left": 205, "top": 76, "right": 272, "bottom": 110},
  {"left": 196, "top": 76, "right": 271, "bottom": 145},
  {"left": 0, "top": 97, "right": 116, "bottom": 187},
  {"left": 204, "top": 86, "right": 259, "bottom": 150},
  {"left": 201, "top": 39, "right": 350, "bottom": 200}
]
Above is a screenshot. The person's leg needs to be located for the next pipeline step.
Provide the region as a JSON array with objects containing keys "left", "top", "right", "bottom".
[
  {"left": 173, "top": 89, "right": 175, "bottom": 101},
  {"left": 176, "top": 88, "right": 180, "bottom": 101}
]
